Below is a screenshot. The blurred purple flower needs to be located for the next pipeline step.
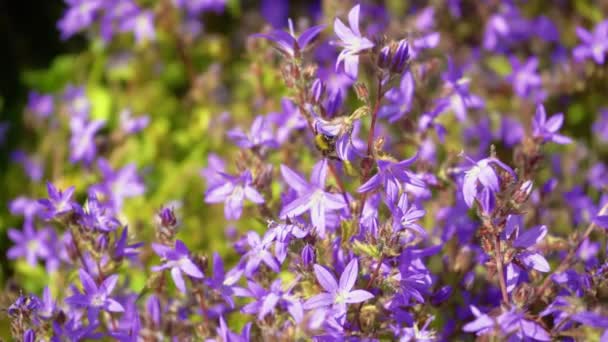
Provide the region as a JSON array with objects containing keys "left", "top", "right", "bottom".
[
  {"left": 11, "top": 150, "right": 43, "bottom": 182},
  {"left": 120, "top": 109, "right": 149, "bottom": 134},
  {"left": 379, "top": 71, "right": 415, "bottom": 123},
  {"left": 27, "top": 91, "right": 54, "bottom": 118},
  {"left": 532, "top": 104, "right": 571, "bottom": 144},
  {"left": 65, "top": 269, "right": 124, "bottom": 321},
  {"left": 253, "top": 19, "right": 326, "bottom": 58},
  {"left": 38, "top": 182, "right": 75, "bottom": 220},
  {"left": 507, "top": 57, "right": 543, "bottom": 100},
  {"left": 205, "top": 170, "right": 264, "bottom": 220},
  {"left": 227, "top": 115, "right": 278, "bottom": 150},
  {"left": 573, "top": 20, "right": 608, "bottom": 64}
]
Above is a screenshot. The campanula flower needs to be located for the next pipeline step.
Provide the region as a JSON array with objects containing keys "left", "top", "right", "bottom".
[
  {"left": 573, "top": 20, "right": 608, "bottom": 64},
  {"left": 358, "top": 153, "right": 424, "bottom": 201},
  {"left": 65, "top": 269, "right": 124, "bottom": 322},
  {"left": 280, "top": 159, "right": 346, "bottom": 237},
  {"left": 151, "top": 240, "right": 204, "bottom": 293},
  {"left": 304, "top": 258, "right": 374, "bottom": 317},
  {"left": 38, "top": 182, "right": 75, "bottom": 220},
  {"left": 253, "top": 18, "right": 326, "bottom": 58},
  {"left": 461, "top": 154, "right": 515, "bottom": 208},
  {"left": 532, "top": 104, "right": 571, "bottom": 144},
  {"left": 334, "top": 5, "right": 374, "bottom": 79},
  {"left": 205, "top": 170, "right": 265, "bottom": 220}
]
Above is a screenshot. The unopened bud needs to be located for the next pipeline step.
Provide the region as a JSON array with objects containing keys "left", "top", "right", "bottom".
[
  {"left": 354, "top": 83, "right": 369, "bottom": 101},
  {"left": 310, "top": 78, "right": 325, "bottom": 103},
  {"left": 301, "top": 244, "right": 315, "bottom": 266},
  {"left": 514, "top": 180, "right": 533, "bottom": 204},
  {"left": 377, "top": 46, "right": 391, "bottom": 69}
]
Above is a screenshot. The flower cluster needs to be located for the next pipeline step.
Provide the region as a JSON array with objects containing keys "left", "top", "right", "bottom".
[{"left": 3, "top": 1, "right": 608, "bottom": 341}]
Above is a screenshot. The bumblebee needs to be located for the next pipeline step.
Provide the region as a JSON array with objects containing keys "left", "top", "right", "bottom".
[{"left": 314, "top": 133, "right": 337, "bottom": 158}]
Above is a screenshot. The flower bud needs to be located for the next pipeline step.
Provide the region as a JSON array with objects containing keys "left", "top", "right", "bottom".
[
  {"left": 301, "top": 244, "right": 315, "bottom": 266},
  {"left": 310, "top": 78, "right": 325, "bottom": 103},
  {"left": 354, "top": 83, "right": 369, "bottom": 100},
  {"left": 377, "top": 46, "right": 391, "bottom": 69},
  {"left": 513, "top": 180, "right": 533, "bottom": 204},
  {"left": 390, "top": 39, "right": 410, "bottom": 74},
  {"left": 431, "top": 285, "right": 452, "bottom": 306}
]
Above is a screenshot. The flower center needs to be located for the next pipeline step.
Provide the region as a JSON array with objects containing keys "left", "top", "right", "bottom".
[
  {"left": 26, "top": 240, "right": 39, "bottom": 254},
  {"left": 335, "top": 291, "right": 347, "bottom": 304},
  {"left": 90, "top": 293, "right": 106, "bottom": 307}
]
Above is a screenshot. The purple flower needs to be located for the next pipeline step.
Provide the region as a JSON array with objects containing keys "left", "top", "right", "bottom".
[
  {"left": 205, "top": 170, "right": 264, "bottom": 220},
  {"left": 11, "top": 150, "right": 43, "bottom": 182},
  {"left": 238, "top": 279, "right": 303, "bottom": 323},
  {"left": 75, "top": 195, "right": 121, "bottom": 232},
  {"left": 280, "top": 159, "right": 346, "bottom": 237},
  {"left": 439, "top": 58, "right": 484, "bottom": 122},
  {"left": 379, "top": 71, "right": 415, "bottom": 123},
  {"left": 112, "top": 227, "right": 143, "bottom": 261},
  {"left": 500, "top": 116, "right": 524, "bottom": 147},
  {"left": 217, "top": 316, "right": 251, "bottom": 342},
  {"left": 27, "top": 91, "right": 54, "bottom": 118},
  {"left": 65, "top": 269, "right": 124, "bottom": 321},
  {"left": 389, "top": 193, "right": 427, "bottom": 237},
  {"left": 304, "top": 258, "right": 374, "bottom": 317},
  {"left": 592, "top": 108, "right": 608, "bottom": 142},
  {"left": 92, "top": 158, "right": 146, "bottom": 212},
  {"left": 503, "top": 220, "right": 550, "bottom": 291},
  {"left": 120, "top": 109, "right": 149, "bottom": 134},
  {"left": 461, "top": 154, "right": 515, "bottom": 208},
  {"left": 573, "top": 20, "right": 608, "bottom": 64},
  {"left": 7, "top": 225, "right": 55, "bottom": 270},
  {"left": 253, "top": 19, "right": 326, "bottom": 58},
  {"left": 119, "top": 10, "right": 156, "bottom": 44},
  {"left": 69, "top": 116, "right": 105, "bottom": 164},
  {"left": 532, "top": 104, "right": 571, "bottom": 144},
  {"left": 205, "top": 253, "right": 241, "bottom": 311},
  {"left": 175, "top": 0, "right": 226, "bottom": 15},
  {"left": 507, "top": 57, "right": 543, "bottom": 100},
  {"left": 57, "top": 0, "right": 104, "bottom": 39},
  {"left": 151, "top": 240, "right": 204, "bottom": 293},
  {"left": 333, "top": 5, "right": 374, "bottom": 79},
  {"left": 200, "top": 154, "right": 226, "bottom": 189},
  {"left": 38, "top": 182, "right": 75, "bottom": 220},
  {"left": 227, "top": 115, "right": 278, "bottom": 150},
  {"left": 64, "top": 85, "right": 91, "bottom": 118},
  {"left": 358, "top": 153, "right": 423, "bottom": 200},
  {"left": 497, "top": 308, "right": 551, "bottom": 341},
  {"left": 38, "top": 287, "right": 57, "bottom": 320},
  {"left": 23, "top": 329, "right": 35, "bottom": 342},
  {"left": 268, "top": 98, "right": 307, "bottom": 144},
  {"left": 241, "top": 231, "right": 280, "bottom": 276}
]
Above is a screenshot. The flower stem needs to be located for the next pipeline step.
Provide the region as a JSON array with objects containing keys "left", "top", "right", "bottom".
[
  {"left": 494, "top": 235, "right": 509, "bottom": 304},
  {"left": 534, "top": 202, "right": 608, "bottom": 299},
  {"left": 358, "top": 76, "right": 383, "bottom": 217}
]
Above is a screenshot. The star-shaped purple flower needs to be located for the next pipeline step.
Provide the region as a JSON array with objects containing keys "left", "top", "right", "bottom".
[
  {"left": 573, "top": 20, "right": 608, "bottom": 64},
  {"left": 280, "top": 159, "right": 346, "bottom": 237},
  {"left": 205, "top": 170, "right": 265, "bottom": 220},
  {"left": 334, "top": 4, "right": 374, "bottom": 79},
  {"left": 532, "top": 104, "right": 571, "bottom": 145},
  {"left": 303, "top": 258, "right": 374, "bottom": 317},
  {"left": 461, "top": 154, "right": 515, "bottom": 208},
  {"left": 65, "top": 269, "right": 124, "bottom": 322},
  {"left": 38, "top": 182, "right": 75, "bottom": 220},
  {"left": 151, "top": 240, "right": 204, "bottom": 293},
  {"left": 252, "top": 18, "right": 326, "bottom": 58}
]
